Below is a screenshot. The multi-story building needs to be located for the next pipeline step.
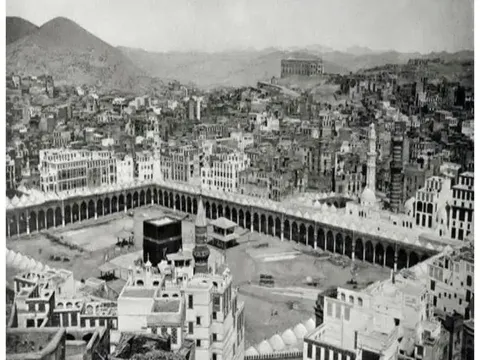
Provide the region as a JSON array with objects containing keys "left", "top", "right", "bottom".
[
  {"left": 449, "top": 172, "right": 474, "bottom": 241},
  {"left": 427, "top": 244, "right": 474, "bottom": 319},
  {"left": 39, "top": 149, "right": 117, "bottom": 193},
  {"left": 194, "top": 124, "right": 229, "bottom": 140},
  {"left": 304, "top": 273, "right": 447, "bottom": 360},
  {"left": 281, "top": 58, "right": 324, "bottom": 78},
  {"left": 201, "top": 151, "right": 250, "bottom": 192},
  {"left": 52, "top": 129, "right": 73, "bottom": 148},
  {"left": 403, "top": 162, "right": 434, "bottom": 205},
  {"left": 6, "top": 154, "right": 16, "bottom": 191},
  {"left": 115, "top": 154, "right": 135, "bottom": 185},
  {"left": 117, "top": 199, "right": 245, "bottom": 360}
]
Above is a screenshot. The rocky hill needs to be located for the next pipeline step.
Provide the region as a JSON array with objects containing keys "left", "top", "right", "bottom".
[
  {"left": 6, "top": 17, "right": 148, "bottom": 91},
  {"left": 6, "top": 16, "right": 39, "bottom": 45}
]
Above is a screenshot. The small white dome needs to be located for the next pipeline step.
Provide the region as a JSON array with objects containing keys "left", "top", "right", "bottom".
[
  {"left": 269, "top": 334, "right": 285, "bottom": 351},
  {"left": 293, "top": 323, "right": 308, "bottom": 339},
  {"left": 281, "top": 329, "right": 297, "bottom": 345},
  {"left": 304, "top": 318, "right": 316, "bottom": 332},
  {"left": 360, "top": 188, "right": 376, "bottom": 206},
  {"left": 245, "top": 347, "right": 259, "bottom": 356},
  {"left": 257, "top": 340, "right": 273, "bottom": 355}
]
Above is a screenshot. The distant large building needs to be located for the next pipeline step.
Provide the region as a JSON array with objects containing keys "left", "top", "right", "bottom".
[{"left": 281, "top": 59, "right": 324, "bottom": 78}]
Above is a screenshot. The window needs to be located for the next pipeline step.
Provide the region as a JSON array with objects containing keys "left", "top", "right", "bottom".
[
  {"left": 467, "top": 275, "right": 472, "bottom": 287},
  {"left": 196, "top": 316, "right": 201, "bottom": 325},
  {"left": 213, "top": 333, "right": 217, "bottom": 342},
  {"left": 326, "top": 301, "right": 332, "bottom": 316},
  {"left": 430, "top": 280, "right": 436, "bottom": 291},
  {"left": 307, "top": 343, "right": 313, "bottom": 358},
  {"left": 344, "top": 307, "right": 350, "bottom": 321},
  {"left": 171, "top": 327, "right": 177, "bottom": 344},
  {"left": 196, "top": 339, "right": 201, "bottom": 348},
  {"left": 188, "top": 295, "right": 193, "bottom": 309},
  {"left": 188, "top": 322, "right": 194, "bottom": 334},
  {"left": 213, "top": 312, "right": 217, "bottom": 320},
  {"left": 212, "top": 354, "right": 217, "bottom": 360},
  {"left": 26, "top": 319, "right": 35, "bottom": 328}
]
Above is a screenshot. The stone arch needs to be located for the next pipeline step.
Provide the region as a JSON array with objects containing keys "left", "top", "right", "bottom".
[
  {"left": 317, "top": 228, "right": 325, "bottom": 250},
  {"left": 260, "top": 214, "right": 266, "bottom": 234},
  {"left": 18, "top": 212, "right": 27, "bottom": 234},
  {"left": 29, "top": 211, "right": 38, "bottom": 232},
  {"left": 119, "top": 194, "right": 125, "bottom": 211},
  {"left": 126, "top": 193, "right": 132, "bottom": 209},
  {"left": 46, "top": 208, "right": 54, "bottom": 228},
  {"left": 163, "top": 191, "right": 168, "bottom": 207},
  {"left": 104, "top": 197, "right": 111, "bottom": 215},
  {"left": 153, "top": 189, "right": 158, "bottom": 204},
  {"left": 326, "top": 231, "right": 334, "bottom": 252},
  {"left": 239, "top": 209, "right": 244, "bottom": 227},
  {"left": 225, "top": 206, "right": 231, "bottom": 220},
  {"left": 218, "top": 204, "right": 223, "bottom": 218},
  {"left": 284, "top": 220, "right": 290, "bottom": 240},
  {"left": 335, "top": 233, "right": 343, "bottom": 254},
  {"left": 64, "top": 206, "right": 71, "bottom": 225},
  {"left": 299, "top": 223, "right": 306, "bottom": 245},
  {"left": 385, "top": 245, "right": 395, "bottom": 268},
  {"left": 307, "top": 225, "right": 315, "bottom": 247},
  {"left": 416, "top": 201, "right": 422, "bottom": 212},
  {"left": 133, "top": 191, "right": 139, "bottom": 208},
  {"left": 175, "top": 194, "right": 180, "bottom": 210},
  {"left": 205, "top": 201, "right": 211, "bottom": 219},
  {"left": 275, "top": 217, "right": 281, "bottom": 238},
  {"left": 193, "top": 198, "right": 198, "bottom": 214},
  {"left": 253, "top": 213, "right": 259, "bottom": 232},
  {"left": 292, "top": 221, "right": 299, "bottom": 243},
  {"left": 398, "top": 249, "right": 408, "bottom": 270},
  {"left": 82, "top": 333, "right": 94, "bottom": 343},
  {"left": 268, "top": 216, "right": 274, "bottom": 236},
  {"left": 245, "top": 210, "right": 251, "bottom": 230},
  {"left": 55, "top": 207, "right": 62, "bottom": 227},
  {"left": 139, "top": 190, "right": 145, "bottom": 206},
  {"left": 344, "top": 236, "right": 352, "bottom": 256},
  {"left": 146, "top": 189, "right": 152, "bottom": 204},
  {"left": 88, "top": 200, "right": 95, "bottom": 219},
  {"left": 112, "top": 196, "right": 118, "bottom": 213},
  {"left": 365, "top": 241, "right": 374, "bottom": 263},
  {"left": 181, "top": 195, "right": 186, "bottom": 212},
  {"left": 8, "top": 214, "right": 17, "bottom": 236},
  {"left": 427, "top": 203, "right": 433, "bottom": 214},
  {"left": 169, "top": 192, "right": 174, "bottom": 209},
  {"left": 187, "top": 197, "right": 192, "bottom": 214},
  {"left": 97, "top": 199, "right": 103, "bottom": 217},
  {"left": 72, "top": 204, "right": 79, "bottom": 223},
  {"left": 38, "top": 210, "right": 46, "bottom": 229},
  {"left": 66, "top": 334, "right": 75, "bottom": 341},
  {"left": 212, "top": 203, "right": 217, "bottom": 219},
  {"left": 231, "top": 207, "right": 237, "bottom": 223},
  {"left": 80, "top": 202, "right": 87, "bottom": 220},
  {"left": 355, "top": 239, "right": 364, "bottom": 260},
  {"left": 409, "top": 251, "right": 419, "bottom": 268},
  {"left": 375, "top": 243, "right": 384, "bottom": 266}
]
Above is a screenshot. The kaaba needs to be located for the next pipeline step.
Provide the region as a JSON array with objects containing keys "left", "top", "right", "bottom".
[{"left": 143, "top": 216, "right": 182, "bottom": 266}]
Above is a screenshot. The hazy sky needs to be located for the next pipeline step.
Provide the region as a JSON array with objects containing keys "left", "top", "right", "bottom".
[{"left": 6, "top": 0, "right": 474, "bottom": 53}]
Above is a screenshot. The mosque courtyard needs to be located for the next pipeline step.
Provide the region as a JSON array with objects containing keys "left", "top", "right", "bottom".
[{"left": 6, "top": 205, "right": 391, "bottom": 347}]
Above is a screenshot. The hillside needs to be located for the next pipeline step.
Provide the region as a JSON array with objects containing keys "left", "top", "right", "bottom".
[
  {"left": 6, "top": 17, "right": 39, "bottom": 45},
  {"left": 6, "top": 17, "right": 148, "bottom": 91},
  {"left": 118, "top": 47, "right": 350, "bottom": 89}
]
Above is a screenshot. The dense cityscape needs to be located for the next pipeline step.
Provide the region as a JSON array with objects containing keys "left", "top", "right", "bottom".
[{"left": 4, "top": 3, "right": 475, "bottom": 360}]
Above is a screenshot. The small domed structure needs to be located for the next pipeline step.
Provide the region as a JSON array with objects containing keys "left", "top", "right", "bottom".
[
  {"left": 257, "top": 340, "right": 273, "bottom": 355},
  {"left": 245, "top": 347, "right": 259, "bottom": 357},
  {"left": 281, "top": 329, "right": 297, "bottom": 345},
  {"left": 293, "top": 323, "right": 308, "bottom": 339},
  {"left": 269, "top": 334, "right": 286, "bottom": 351},
  {"left": 304, "top": 318, "right": 316, "bottom": 332},
  {"left": 360, "top": 188, "right": 376, "bottom": 206}
]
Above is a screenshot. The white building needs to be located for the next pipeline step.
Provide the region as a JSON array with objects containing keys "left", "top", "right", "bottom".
[
  {"left": 201, "top": 151, "right": 250, "bottom": 193},
  {"left": 449, "top": 172, "right": 474, "bottom": 241},
  {"left": 116, "top": 154, "right": 134, "bottom": 185}
]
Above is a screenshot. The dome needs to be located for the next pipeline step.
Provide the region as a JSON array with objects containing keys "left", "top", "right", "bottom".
[
  {"left": 304, "top": 318, "right": 316, "bottom": 332},
  {"left": 257, "top": 340, "right": 273, "bottom": 355},
  {"left": 360, "top": 187, "right": 376, "bottom": 206},
  {"left": 281, "top": 329, "right": 297, "bottom": 345},
  {"left": 293, "top": 323, "right": 308, "bottom": 339},
  {"left": 245, "top": 347, "right": 259, "bottom": 357},
  {"left": 269, "top": 334, "right": 285, "bottom": 351}
]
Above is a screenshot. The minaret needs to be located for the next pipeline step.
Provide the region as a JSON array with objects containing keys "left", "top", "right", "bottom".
[
  {"left": 366, "top": 122, "right": 376, "bottom": 192},
  {"left": 193, "top": 195, "right": 210, "bottom": 274}
]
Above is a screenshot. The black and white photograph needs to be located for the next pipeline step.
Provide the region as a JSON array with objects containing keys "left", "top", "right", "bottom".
[{"left": 2, "top": 1, "right": 476, "bottom": 359}]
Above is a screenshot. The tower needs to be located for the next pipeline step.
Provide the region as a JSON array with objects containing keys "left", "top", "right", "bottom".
[
  {"left": 366, "top": 123, "right": 376, "bottom": 191},
  {"left": 390, "top": 113, "right": 405, "bottom": 213},
  {"left": 193, "top": 195, "right": 210, "bottom": 274}
]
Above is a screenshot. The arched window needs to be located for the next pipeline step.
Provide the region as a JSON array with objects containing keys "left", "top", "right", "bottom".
[
  {"left": 358, "top": 298, "right": 363, "bottom": 307},
  {"left": 349, "top": 295, "right": 354, "bottom": 304},
  {"left": 340, "top": 293, "right": 346, "bottom": 302},
  {"left": 136, "top": 280, "right": 144, "bottom": 286}
]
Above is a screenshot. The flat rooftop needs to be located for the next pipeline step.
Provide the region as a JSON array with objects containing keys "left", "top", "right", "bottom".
[
  {"left": 122, "top": 288, "right": 156, "bottom": 298},
  {"left": 152, "top": 299, "right": 181, "bottom": 313}
]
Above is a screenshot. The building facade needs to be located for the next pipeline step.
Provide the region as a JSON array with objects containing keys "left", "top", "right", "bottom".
[{"left": 281, "top": 59, "right": 324, "bottom": 78}]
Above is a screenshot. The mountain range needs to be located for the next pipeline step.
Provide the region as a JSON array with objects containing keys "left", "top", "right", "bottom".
[{"left": 6, "top": 16, "right": 474, "bottom": 90}]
